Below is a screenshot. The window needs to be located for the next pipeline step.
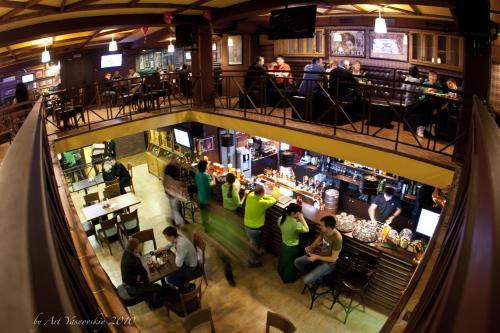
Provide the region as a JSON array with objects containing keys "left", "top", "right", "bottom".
[
  {"left": 274, "top": 29, "right": 325, "bottom": 56},
  {"left": 410, "top": 32, "right": 463, "bottom": 71}
]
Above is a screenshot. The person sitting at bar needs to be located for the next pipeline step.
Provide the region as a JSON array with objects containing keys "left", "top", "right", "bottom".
[
  {"left": 244, "top": 56, "right": 268, "bottom": 91},
  {"left": 418, "top": 70, "right": 444, "bottom": 137},
  {"left": 402, "top": 65, "right": 422, "bottom": 107},
  {"left": 103, "top": 158, "right": 131, "bottom": 194},
  {"left": 244, "top": 184, "right": 277, "bottom": 268},
  {"left": 298, "top": 57, "right": 327, "bottom": 98},
  {"left": 195, "top": 160, "right": 213, "bottom": 230},
  {"left": 271, "top": 55, "right": 293, "bottom": 89},
  {"left": 157, "top": 226, "right": 199, "bottom": 287},
  {"left": 127, "top": 67, "right": 140, "bottom": 79},
  {"left": 294, "top": 215, "right": 342, "bottom": 289},
  {"left": 112, "top": 70, "right": 123, "bottom": 81},
  {"left": 368, "top": 187, "right": 402, "bottom": 223},
  {"left": 222, "top": 172, "right": 249, "bottom": 211},
  {"left": 120, "top": 238, "right": 166, "bottom": 309},
  {"left": 328, "top": 59, "right": 358, "bottom": 101},
  {"left": 278, "top": 203, "right": 309, "bottom": 283}
]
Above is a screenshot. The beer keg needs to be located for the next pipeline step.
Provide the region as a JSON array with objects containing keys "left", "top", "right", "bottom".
[
  {"left": 324, "top": 189, "right": 339, "bottom": 210},
  {"left": 361, "top": 175, "right": 379, "bottom": 195}
]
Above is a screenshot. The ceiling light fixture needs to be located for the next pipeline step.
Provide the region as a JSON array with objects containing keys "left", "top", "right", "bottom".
[
  {"left": 41, "top": 43, "right": 50, "bottom": 63},
  {"left": 167, "top": 40, "right": 175, "bottom": 53},
  {"left": 374, "top": 9, "right": 387, "bottom": 34},
  {"left": 333, "top": 32, "right": 342, "bottom": 42},
  {"left": 227, "top": 37, "right": 233, "bottom": 47},
  {"left": 212, "top": 42, "right": 217, "bottom": 51},
  {"left": 109, "top": 34, "right": 118, "bottom": 52}
]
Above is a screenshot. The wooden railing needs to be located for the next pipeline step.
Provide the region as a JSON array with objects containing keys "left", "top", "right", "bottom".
[{"left": 0, "top": 99, "right": 138, "bottom": 332}]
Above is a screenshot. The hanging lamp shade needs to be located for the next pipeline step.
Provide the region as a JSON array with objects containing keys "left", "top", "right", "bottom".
[
  {"left": 374, "top": 10, "right": 387, "bottom": 34},
  {"left": 41, "top": 48, "right": 50, "bottom": 63},
  {"left": 109, "top": 35, "right": 118, "bottom": 52},
  {"left": 167, "top": 42, "right": 175, "bottom": 53}
]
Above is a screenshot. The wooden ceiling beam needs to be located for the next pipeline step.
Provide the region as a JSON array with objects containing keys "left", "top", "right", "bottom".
[
  {"left": 410, "top": 5, "right": 422, "bottom": 15},
  {"left": 128, "top": 0, "right": 140, "bottom": 7},
  {"left": 78, "top": 30, "right": 100, "bottom": 49},
  {"left": 0, "top": 0, "right": 44, "bottom": 23},
  {"left": 64, "top": 0, "right": 101, "bottom": 12},
  {"left": 351, "top": 4, "right": 367, "bottom": 14},
  {"left": 60, "top": 0, "right": 67, "bottom": 12},
  {"left": 385, "top": 5, "right": 419, "bottom": 15},
  {"left": 172, "top": 0, "right": 212, "bottom": 14},
  {"left": 5, "top": 46, "right": 18, "bottom": 62},
  {"left": 131, "top": 27, "right": 171, "bottom": 49},
  {"left": 0, "top": 1, "right": 57, "bottom": 13}
]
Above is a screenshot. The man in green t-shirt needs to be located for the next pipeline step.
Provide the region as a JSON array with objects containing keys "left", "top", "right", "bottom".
[
  {"left": 195, "top": 160, "right": 213, "bottom": 230},
  {"left": 294, "top": 215, "right": 342, "bottom": 288},
  {"left": 244, "top": 184, "right": 277, "bottom": 267}
]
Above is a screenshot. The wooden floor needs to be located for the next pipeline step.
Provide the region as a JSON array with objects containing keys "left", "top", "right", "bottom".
[
  {"left": 71, "top": 156, "right": 387, "bottom": 333},
  {"left": 47, "top": 100, "right": 455, "bottom": 168}
]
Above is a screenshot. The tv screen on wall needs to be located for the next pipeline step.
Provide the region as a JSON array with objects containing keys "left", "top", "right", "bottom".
[
  {"left": 268, "top": 5, "right": 317, "bottom": 40},
  {"left": 22, "top": 74, "right": 34, "bottom": 83},
  {"left": 101, "top": 54, "right": 122, "bottom": 68}
]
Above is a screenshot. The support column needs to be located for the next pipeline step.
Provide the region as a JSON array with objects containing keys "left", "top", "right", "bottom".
[{"left": 191, "top": 22, "right": 214, "bottom": 107}]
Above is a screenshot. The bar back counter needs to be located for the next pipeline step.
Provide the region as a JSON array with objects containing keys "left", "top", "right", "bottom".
[{"left": 211, "top": 179, "right": 418, "bottom": 314}]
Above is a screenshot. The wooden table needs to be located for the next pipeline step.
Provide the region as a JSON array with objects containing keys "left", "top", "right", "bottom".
[
  {"left": 71, "top": 173, "right": 104, "bottom": 193},
  {"left": 142, "top": 251, "right": 179, "bottom": 283},
  {"left": 82, "top": 192, "right": 141, "bottom": 221}
]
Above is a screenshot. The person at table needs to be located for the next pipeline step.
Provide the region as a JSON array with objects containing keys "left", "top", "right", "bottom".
[
  {"left": 14, "top": 82, "right": 29, "bottom": 104},
  {"left": 298, "top": 57, "right": 327, "bottom": 99},
  {"left": 120, "top": 238, "right": 166, "bottom": 309},
  {"left": 158, "top": 226, "right": 199, "bottom": 287},
  {"left": 244, "top": 184, "right": 277, "bottom": 268},
  {"left": 195, "top": 160, "right": 213, "bottom": 230},
  {"left": 351, "top": 61, "right": 370, "bottom": 85},
  {"left": 368, "top": 187, "right": 402, "bottom": 224},
  {"left": 271, "top": 55, "right": 293, "bottom": 89},
  {"left": 244, "top": 56, "right": 268, "bottom": 92},
  {"left": 103, "top": 159, "right": 131, "bottom": 194},
  {"left": 127, "top": 67, "right": 140, "bottom": 79},
  {"left": 163, "top": 155, "right": 186, "bottom": 227},
  {"left": 278, "top": 203, "right": 309, "bottom": 283},
  {"left": 294, "top": 215, "right": 342, "bottom": 289},
  {"left": 99, "top": 72, "right": 116, "bottom": 104},
  {"left": 402, "top": 65, "right": 422, "bottom": 107},
  {"left": 62, "top": 149, "right": 85, "bottom": 182},
  {"left": 436, "top": 78, "right": 460, "bottom": 139},
  {"left": 328, "top": 59, "right": 358, "bottom": 101},
  {"left": 112, "top": 70, "right": 123, "bottom": 81},
  {"left": 419, "top": 70, "right": 444, "bottom": 137},
  {"left": 222, "top": 172, "right": 249, "bottom": 211}
]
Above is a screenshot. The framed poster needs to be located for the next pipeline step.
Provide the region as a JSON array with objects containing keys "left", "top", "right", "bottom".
[
  {"left": 35, "top": 70, "right": 44, "bottom": 79},
  {"left": 329, "top": 30, "right": 365, "bottom": 58},
  {"left": 200, "top": 137, "right": 214, "bottom": 152},
  {"left": 228, "top": 35, "right": 242, "bottom": 65},
  {"left": 4, "top": 88, "right": 15, "bottom": 96},
  {"left": 369, "top": 32, "right": 408, "bottom": 62}
]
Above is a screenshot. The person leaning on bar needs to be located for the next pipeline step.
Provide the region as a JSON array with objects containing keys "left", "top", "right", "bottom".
[
  {"left": 195, "top": 160, "right": 214, "bottom": 230},
  {"left": 294, "top": 215, "right": 342, "bottom": 289},
  {"left": 277, "top": 203, "right": 309, "bottom": 283},
  {"left": 222, "top": 172, "right": 250, "bottom": 211},
  {"left": 243, "top": 184, "right": 277, "bottom": 268}
]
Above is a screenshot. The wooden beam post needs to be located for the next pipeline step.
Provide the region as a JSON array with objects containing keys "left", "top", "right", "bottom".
[{"left": 191, "top": 22, "right": 214, "bottom": 107}]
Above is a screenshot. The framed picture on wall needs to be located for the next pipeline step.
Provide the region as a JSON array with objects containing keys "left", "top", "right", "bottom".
[
  {"left": 4, "top": 88, "right": 15, "bottom": 96},
  {"left": 35, "top": 70, "right": 44, "bottom": 79},
  {"left": 329, "top": 30, "right": 365, "bottom": 58},
  {"left": 228, "top": 35, "right": 243, "bottom": 65},
  {"left": 200, "top": 137, "right": 214, "bottom": 152},
  {"left": 369, "top": 32, "right": 408, "bottom": 62}
]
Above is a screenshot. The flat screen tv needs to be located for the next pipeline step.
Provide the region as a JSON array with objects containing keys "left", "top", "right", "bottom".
[
  {"left": 416, "top": 209, "right": 440, "bottom": 238},
  {"left": 101, "top": 54, "right": 122, "bottom": 68},
  {"left": 22, "top": 74, "right": 34, "bottom": 83},
  {"left": 174, "top": 128, "right": 191, "bottom": 148},
  {"left": 268, "top": 5, "right": 317, "bottom": 40}
]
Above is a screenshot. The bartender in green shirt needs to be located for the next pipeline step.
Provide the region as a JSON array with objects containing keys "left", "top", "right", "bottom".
[
  {"left": 222, "top": 173, "right": 249, "bottom": 211},
  {"left": 277, "top": 203, "right": 309, "bottom": 283},
  {"left": 195, "top": 160, "right": 213, "bottom": 230},
  {"left": 244, "top": 184, "right": 277, "bottom": 267}
]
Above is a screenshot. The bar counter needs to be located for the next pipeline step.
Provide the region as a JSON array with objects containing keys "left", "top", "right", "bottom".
[{"left": 211, "top": 177, "right": 418, "bottom": 313}]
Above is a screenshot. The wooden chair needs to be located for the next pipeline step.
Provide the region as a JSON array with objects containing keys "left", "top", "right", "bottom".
[
  {"left": 182, "top": 308, "right": 215, "bottom": 333},
  {"left": 97, "top": 216, "right": 122, "bottom": 255},
  {"left": 116, "top": 284, "right": 146, "bottom": 308},
  {"left": 183, "top": 233, "right": 208, "bottom": 285},
  {"left": 119, "top": 209, "right": 140, "bottom": 235},
  {"left": 104, "top": 183, "right": 121, "bottom": 199},
  {"left": 165, "top": 281, "right": 202, "bottom": 318},
  {"left": 126, "top": 163, "right": 135, "bottom": 193},
  {"left": 84, "top": 192, "right": 100, "bottom": 206},
  {"left": 265, "top": 311, "right": 296, "bottom": 333},
  {"left": 131, "top": 229, "right": 157, "bottom": 250},
  {"left": 82, "top": 192, "right": 101, "bottom": 238},
  {"left": 104, "top": 178, "right": 119, "bottom": 187}
]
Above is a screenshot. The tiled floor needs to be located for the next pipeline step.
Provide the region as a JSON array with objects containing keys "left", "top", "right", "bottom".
[{"left": 71, "top": 154, "right": 387, "bottom": 333}]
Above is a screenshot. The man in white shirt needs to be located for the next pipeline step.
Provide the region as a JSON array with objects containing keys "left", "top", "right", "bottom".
[
  {"left": 158, "top": 226, "right": 198, "bottom": 286},
  {"left": 127, "top": 67, "right": 140, "bottom": 78}
]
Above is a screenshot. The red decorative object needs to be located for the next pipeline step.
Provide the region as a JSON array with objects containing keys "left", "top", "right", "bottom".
[
  {"left": 203, "top": 10, "right": 212, "bottom": 22},
  {"left": 141, "top": 26, "right": 149, "bottom": 35},
  {"left": 163, "top": 12, "right": 174, "bottom": 25}
]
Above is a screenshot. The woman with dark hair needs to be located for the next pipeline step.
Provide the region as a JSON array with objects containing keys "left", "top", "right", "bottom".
[
  {"left": 14, "top": 82, "right": 29, "bottom": 104},
  {"left": 222, "top": 173, "right": 249, "bottom": 211},
  {"left": 277, "top": 203, "right": 309, "bottom": 283}
]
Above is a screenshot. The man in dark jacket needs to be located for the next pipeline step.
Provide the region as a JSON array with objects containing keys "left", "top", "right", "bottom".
[
  {"left": 245, "top": 56, "right": 268, "bottom": 91},
  {"left": 328, "top": 59, "right": 358, "bottom": 101},
  {"left": 103, "top": 159, "right": 131, "bottom": 194},
  {"left": 120, "top": 238, "right": 165, "bottom": 308}
]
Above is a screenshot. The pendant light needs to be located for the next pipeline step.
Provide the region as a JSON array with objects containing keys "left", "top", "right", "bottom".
[
  {"left": 333, "top": 32, "right": 342, "bottom": 42},
  {"left": 374, "top": 9, "right": 387, "bottom": 34},
  {"left": 167, "top": 40, "right": 175, "bottom": 53},
  {"left": 109, "top": 34, "right": 118, "bottom": 52},
  {"left": 212, "top": 42, "right": 217, "bottom": 51},
  {"left": 227, "top": 37, "right": 233, "bottom": 47},
  {"left": 41, "top": 44, "right": 50, "bottom": 63}
]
